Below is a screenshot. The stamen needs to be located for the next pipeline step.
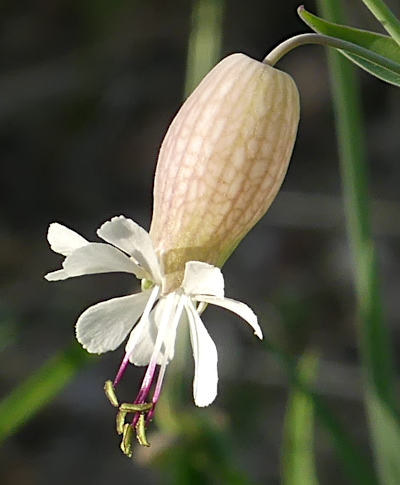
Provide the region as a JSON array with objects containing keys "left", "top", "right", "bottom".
[
  {"left": 120, "top": 423, "right": 134, "bottom": 458},
  {"left": 140, "top": 294, "right": 176, "bottom": 389},
  {"left": 116, "top": 403, "right": 152, "bottom": 437},
  {"left": 147, "top": 295, "right": 185, "bottom": 422},
  {"left": 136, "top": 414, "right": 150, "bottom": 447},
  {"left": 120, "top": 402, "right": 153, "bottom": 412},
  {"left": 133, "top": 364, "right": 159, "bottom": 407},
  {"left": 115, "top": 293, "right": 186, "bottom": 453},
  {"left": 104, "top": 380, "right": 119, "bottom": 407},
  {"left": 116, "top": 409, "right": 127, "bottom": 435},
  {"left": 133, "top": 293, "right": 176, "bottom": 408},
  {"left": 113, "top": 354, "right": 130, "bottom": 387},
  {"left": 113, "top": 285, "right": 160, "bottom": 387}
]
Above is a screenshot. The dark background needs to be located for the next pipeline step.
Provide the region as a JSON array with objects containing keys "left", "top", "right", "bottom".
[{"left": 1, "top": 0, "right": 399, "bottom": 484}]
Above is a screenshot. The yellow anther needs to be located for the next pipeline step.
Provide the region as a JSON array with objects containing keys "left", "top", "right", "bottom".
[
  {"left": 120, "top": 423, "right": 133, "bottom": 458},
  {"left": 119, "top": 402, "right": 153, "bottom": 413},
  {"left": 136, "top": 413, "right": 150, "bottom": 447},
  {"left": 116, "top": 409, "right": 127, "bottom": 435},
  {"left": 104, "top": 380, "right": 119, "bottom": 407}
]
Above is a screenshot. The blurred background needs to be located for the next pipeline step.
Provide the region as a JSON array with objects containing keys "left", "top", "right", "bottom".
[{"left": 1, "top": 0, "right": 399, "bottom": 484}]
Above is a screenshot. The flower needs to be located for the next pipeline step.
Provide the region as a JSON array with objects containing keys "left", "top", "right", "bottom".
[
  {"left": 46, "top": 51, "right": 299, "bottom": 456},
  {"left": 45, "top": 215, "right": 262, "bottom": 454}
]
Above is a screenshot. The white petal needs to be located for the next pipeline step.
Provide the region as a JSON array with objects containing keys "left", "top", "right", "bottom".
[
  {"left": 151, "top": 297, "right": 186, "bottom": 402},
  {"left": 76, "top": 290, "right": 151, "bottom": 353},
  {"left": 97, "top": 216, "right": 162, "bottom": 283},
  {"left": 45, "top": 269, "right": 69, "bottom": 281},
  {"left": 62, "top": 243, "right": 142, "bottom": 278},
  {"left": 127, "top": 299, "right": 165, "bottom": 366},
  {"left": 182, "top": 261, "right": 224, "bottom": 298},
  {"left": 167, "top": 307, "right": 188, "bottom": 362},
  {"left": 186, "top": 298, "right": 218, "bottom": 407},
  {"left": 47, "top": 223, "right": 88, "bottom": 256},
  {"left": 126, "top": 293, "right": 183, "bottom": 366},
  {"left": 194, "top": 295, "right": 263, "bottom": 339},
  {"left": 124, "top": 285, "right": 160, "bottom": 359}
]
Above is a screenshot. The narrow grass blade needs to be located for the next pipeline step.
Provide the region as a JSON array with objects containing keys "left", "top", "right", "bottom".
[
  {"left": 0, "top": 342, "right": 91, "bottom": 443},
  {"left": 317, "top": 1, "right": 400, "bottom": 483},
  {"left": 263, "top": 340, "right": 378, "bottom": 485},
  {"left": 281, "top": 352, "right": 319, "bottom": 485}
]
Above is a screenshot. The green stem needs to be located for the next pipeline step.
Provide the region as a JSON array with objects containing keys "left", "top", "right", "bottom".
[
  {"left": 317, "top": 0, "right": 396, "bottom": 413},
  {"left": 184, "top": 0, "right": 225, "bottom": 97},
  {"left": 263, "top": 33, "right": 400, "bottom": 74},
  {"left": 318, "top": 0, "right": 400, "bottom": 483},
  {"left": 361, "top": 0, "right": 400, "bottom": 46},
  {"left": 264, "top": 340, "right": 378, "bottom": 485},
  {"left": 281, "top": 352, "right": 319, "bottom": 485}
]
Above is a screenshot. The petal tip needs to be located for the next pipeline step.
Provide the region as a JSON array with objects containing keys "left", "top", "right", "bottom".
[
  {"left": 194, "top": 390, "right": 218, "bottom": 407},
  {"left": 44, "top": 269, "right": 69, "bottom": 281},
  {"left": 75, "top": 326, "right": 101, "bottom": 354}
]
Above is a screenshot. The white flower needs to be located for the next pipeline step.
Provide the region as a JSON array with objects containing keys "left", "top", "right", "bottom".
[{"left": 45, "top": 215, "right": 263, "bottom": 410}]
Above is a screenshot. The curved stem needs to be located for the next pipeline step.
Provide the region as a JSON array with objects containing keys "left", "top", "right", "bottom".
[{"left": 263, "top": 33, "right": 400, "bottom": 75}]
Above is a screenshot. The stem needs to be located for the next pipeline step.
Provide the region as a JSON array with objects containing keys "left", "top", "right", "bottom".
[
  {"left": 184, "top": 0, "right": 225, "bottom": 97},
  {"left": 361, "top": 0, "right": 400, "bottom": 47},
  {"left": 318, "top": 0, "right": 400, "bottom": 483},
  {"left": 317, "top": 0, "right": 396, "bottom": 411},
  {"left": 263, "top": 33, "right": 400, "bottom": 75}
]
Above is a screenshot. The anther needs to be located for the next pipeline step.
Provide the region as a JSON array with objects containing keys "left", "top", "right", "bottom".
[
  {"left": 119, "top": 402, "right": 153, "bottom": 413},
  {"left": 120, "top": 423, "right": 134, "bottom": 458},
  {"left": 104, "top": 380, "right": 119, "bottom": 407},
  {"left": 136, "top": 413, "right": 150, "bottom": 447},
  {"left": 116, "top": 409, "right": 127, "bottom": 435}
]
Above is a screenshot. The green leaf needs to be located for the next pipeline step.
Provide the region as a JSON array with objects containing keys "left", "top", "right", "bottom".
[
  {"left": 0, "top": 342, "right": 92, "bottom": 443},
  {"left": 281, "top": 352, "right": 319, "bottom": 485},
  {"left": 361, "top": 0, "right": 400, "bottom": 47},
  {"left": 298, "top": 6, "right": 400, "bottom": 86}
]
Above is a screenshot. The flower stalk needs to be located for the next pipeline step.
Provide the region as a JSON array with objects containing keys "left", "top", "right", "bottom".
[{"left": 263, "top": 32, "right": 400, "bottom": 73}]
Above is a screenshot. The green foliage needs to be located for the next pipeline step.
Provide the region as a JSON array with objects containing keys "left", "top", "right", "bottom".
[
  {"left": 0, "top": 342, "right": 92, "bottom": 443},
  {"left": 155, "top": 411, "right": 256, "bottom": 485},
  {"left": 361, "top": 0, "right": 400, "bottom": 46},
  {"left": 264, "top": 339, "right": 378, "bottom": 485},
  {"left": 317, "top": 1, "right": 400, "bottom": 484},
  {"left": 281, "top": 352, "right": 319, "bottom": 485},
  {"left": 299, "top": 6, "right": 400, "bottom": 86}
]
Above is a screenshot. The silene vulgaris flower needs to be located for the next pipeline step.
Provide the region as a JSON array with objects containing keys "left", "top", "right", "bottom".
[
  {"left": 45, "top": 217, "right": 262, "bottom": 454},
  {"left": 46, "top": 53, "right": 299, "bottom": 456}
]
